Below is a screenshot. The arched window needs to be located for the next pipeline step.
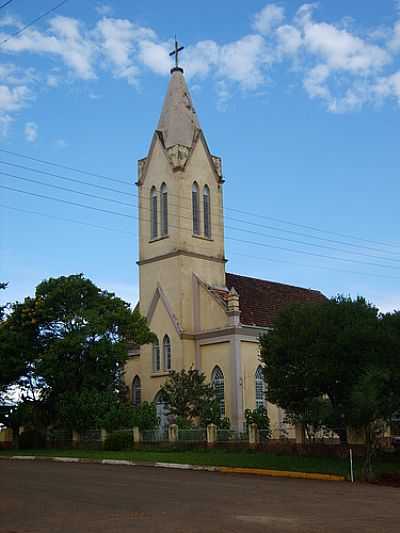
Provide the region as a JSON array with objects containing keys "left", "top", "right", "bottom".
[
  {"left": 160, "top": 183, "right": 168, "bottom": 236},
  {"left": 132, "top": 376, "right": 141, "bottom": 407},
  {"left": 152, "top": 338, "right": 160, "bottom": 372},
  {"left": 150, "top": 186, "right": 158, "bottom": 240},
  {"left": 192, "top": 182, "right": 200, "bottom": 235},
  {"left": 255, "top": 366, "right": 266, "bottom": 409},
  {"left": 211, "top": 366, "right": 225, "bottom": 417},
  {"left": 163, "top": 334, "right": 171, "bottom": 370},
  {"left": 203, "top": 185, "right": 211, "bottom": 238}
]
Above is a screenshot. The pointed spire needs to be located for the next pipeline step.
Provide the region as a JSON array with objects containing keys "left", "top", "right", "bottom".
[{"left": 157, "top": 68, "right": 200, "bottom": 149}]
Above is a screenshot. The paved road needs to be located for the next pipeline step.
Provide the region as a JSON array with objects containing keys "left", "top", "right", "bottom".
[{"left": 0, "top": 460, "right": 399, "bottom": 533}]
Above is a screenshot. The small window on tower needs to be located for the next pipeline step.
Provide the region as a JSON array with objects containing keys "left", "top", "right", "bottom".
[
  {"left": 192, "top": 182, "right": 200, "bottom": 235},
  {"left": 150, "top": 187, "right": 158, "bottom": 240},
  {"left": 160, "top": 183, "right": 168, "bottom": 236},
  {"left": 203, "top": 185, "right": 211, "bottom": 238}
]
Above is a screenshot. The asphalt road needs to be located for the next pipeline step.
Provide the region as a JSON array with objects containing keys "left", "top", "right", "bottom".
[{"left": 0, "top": 460, "right": 399, "bottom": 533}]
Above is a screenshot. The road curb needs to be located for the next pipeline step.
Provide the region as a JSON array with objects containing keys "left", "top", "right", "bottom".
[{"left": 0, "top": 454, "right": 345, "bottom": 481}]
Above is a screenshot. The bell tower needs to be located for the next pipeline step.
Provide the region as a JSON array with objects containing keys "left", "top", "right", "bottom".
[{"left": 137, "top": 55, "right": 226, "bottom": 333}]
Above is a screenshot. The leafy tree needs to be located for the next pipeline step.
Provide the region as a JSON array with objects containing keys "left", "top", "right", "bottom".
[
  {"left": 198, "top": 397, "right": 230, "bottom": 429},
  {"left": 261, "top": 295, "right": 383, "bottom": 443},
  {"left": 160, "top": 369, "right": 217, "bottom": 426},
  {"left": 0, "top": 274, "right": 155, "bottom": 431},
  {"left": 245, "top": 406, "right": 271, "bottom": 441},
  {"left": 132, "top": 401, "right": 159, "bottom": 431}
]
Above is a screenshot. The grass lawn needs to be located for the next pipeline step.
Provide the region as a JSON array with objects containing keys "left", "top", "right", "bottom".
[{"left": 2, "top": 447, "right": 399, "bottom": 480}]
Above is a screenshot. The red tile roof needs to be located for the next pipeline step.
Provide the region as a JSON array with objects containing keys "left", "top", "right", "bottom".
[{"left": 225, "top": 272, "right": 326, "bottom": 328}]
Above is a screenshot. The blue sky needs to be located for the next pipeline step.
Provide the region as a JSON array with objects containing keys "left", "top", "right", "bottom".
[{"left": 0, "top": 0, "right": 399, "bottom": 312}]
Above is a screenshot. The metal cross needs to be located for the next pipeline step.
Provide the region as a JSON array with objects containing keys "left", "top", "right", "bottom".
[{"left": 169, "top": 37, "right": 184, "bottom": 69}]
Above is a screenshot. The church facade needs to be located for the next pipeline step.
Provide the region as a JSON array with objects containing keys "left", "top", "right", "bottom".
[{"left": 124, "top": 65, "right": 325, "bottom": 432}]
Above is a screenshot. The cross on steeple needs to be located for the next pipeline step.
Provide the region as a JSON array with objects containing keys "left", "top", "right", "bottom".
[{"left": 169, "top": 36, "right": 184, "bottom": 69}]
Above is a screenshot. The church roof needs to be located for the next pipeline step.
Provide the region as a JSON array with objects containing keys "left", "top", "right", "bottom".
[
  {"left": 157, "top": 68, "right": 200, "bottom": 149},
  {"left": 225, "top": 272, "right": 326, "bottom": 328}
]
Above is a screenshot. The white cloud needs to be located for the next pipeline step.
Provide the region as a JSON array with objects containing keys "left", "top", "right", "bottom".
[
  {"left": 389, "top": 20, "right": 400, "bottom": 51},
  {"left": 0, "top": 84, "right": 31, "bottom": 112},
  {"left": 95, "top": 18, "right": 156, "bottom": 84},
  {"left": 218, "top": 34, "right": 270, "bottom": 89},
  {"left": 252, "top": 4, "right": 285, "bottom": 35},
  {"left": 96, "top": 4, "right": 113, "bottom": 16},
  {"left": 0, "top": 114, "right": 13, "bottom": 137},
  {"left": 24, "top": 121, "right": 38, "bottom": 142},
  {"left": 1, "top": 16, "right": 96, "bottom": 80},
  {"left": 276, "top": 24, "right": 302, "bottom": 55},
  {"left": 303, "top": 22, "right": 390, "bottom": 74},
  {"left": 138, "top": 40, "right": 171, "bottom": 75}
]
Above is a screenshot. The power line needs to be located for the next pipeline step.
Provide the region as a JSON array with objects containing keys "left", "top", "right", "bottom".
[
  {"left": 0, "top": 203, "right": 134, "bottom": 236},
  {"left": 1, "top": 157, "right": 399, "bottom": 259},
  {"left": 1, "top": 147, "right": 398, "bottom": 250},
  {"left": 0, "top": 0, "right": 69, "bottom": 47},
  {"left": 2, "top": 169, "right": 400, "bottom": 266},
  {"left": 0, "top": 1, "right": 15, "bottom": 10},
  {"left": 3, "top": 199, "right": 400, "bottom": 282},
  {"left": 2, "top": 182, "right": 400, "bottom": 272}
]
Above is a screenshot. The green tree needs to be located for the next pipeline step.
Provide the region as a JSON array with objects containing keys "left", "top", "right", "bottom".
[
  {"left": 0, "top": 274, "right": 155, "bottom": 430},
  {"left": 260, "top": 295, "right": 383, "bottom": 443},
  {"left": 160, "top": 369, "right": 217, "bottom": 426},
  {"left": 245, "top": 406, "right": 271, "bottom": 441}
]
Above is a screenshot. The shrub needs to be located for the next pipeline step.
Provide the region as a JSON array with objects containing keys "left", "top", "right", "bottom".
[
  {"left": 132, "top": 401, "right": 159, "bottom": 431},
  {"left": 245, "top": 406, "right": 272, "bottom": 441},
  {"left": 18, "top": 429, "right": 46, "bottom": 449},
  {"left": 103, "top": 430, "right": 133, "bottom": 451}
]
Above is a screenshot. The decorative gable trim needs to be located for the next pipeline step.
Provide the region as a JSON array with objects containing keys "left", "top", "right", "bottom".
[
  {"left": 137, "top": 131, "right": 171, "bottom": 186},
  {"left": 184, "top": 130, "right": 223, "bottom": 184},
  {"left": 146, "top": 284, "right": 183, "bottom": 336}
]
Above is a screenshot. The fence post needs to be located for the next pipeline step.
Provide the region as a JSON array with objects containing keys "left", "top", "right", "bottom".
[
  {"left": 133, "top": 426, "right": 142, "bottom": 446},
  {"left": 249, "top": 423, "right": 259, "bottom": 448},
  {"left": 295, "top": 424, "right": 305, "bottom": 445},
  {"left": 100, "top": 428, "right": 108, "bottom": 445},
  {"left": 168, "top": 424, "right": 178, "bottom": 443},
  {"left": 72, "top": 430, "right": 80, "bottom": 448},
  {"left": 207, "top": 423, "right": 217, "bottom": 447}
]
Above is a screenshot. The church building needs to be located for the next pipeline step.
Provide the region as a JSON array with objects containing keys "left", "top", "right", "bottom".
[{"left": 125, "top": 61, "right": 325, "bottom": 432}]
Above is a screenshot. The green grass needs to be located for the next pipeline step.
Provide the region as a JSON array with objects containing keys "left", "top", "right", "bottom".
[{"left": 1, "top": 448, "right": 399, "bottom": 480}]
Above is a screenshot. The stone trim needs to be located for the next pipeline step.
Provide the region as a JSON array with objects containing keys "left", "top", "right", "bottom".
[
  {"left": 137, "top": 249, "right": 227, "bottom": 266},
  {"left": 182, "top": 325, "right": 268, "bottom": 341},
  {"left": 146, "top": 285, "right": 183, "bottom": 336}
]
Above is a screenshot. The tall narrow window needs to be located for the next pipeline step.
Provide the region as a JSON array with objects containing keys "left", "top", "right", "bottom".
[
  {"left": 152, "top": 339, "right": 160, "bottom": 372},
  {"left": 163, "top": 334, "right": 171, "bottom": 370},
  {"left": 150, "top": 187, "right": 158, "bottom": 240},
  {"left": 192, "top": 182, "right": 200, "bottom": 235},
  {"left": 132, "top": 376, "right": 141, "bottom": 407},
  {"left": 255, "top": 366, "right": 266, "bottom": 409},
  {"left": 212, "top": 366, "right": 225, "bottom": 417},
  {"left": 160, "top": 183, "right": 168, "bottom": 236},
  {"left": 203, "top": 185, "right": 211, "bottom": 238}
]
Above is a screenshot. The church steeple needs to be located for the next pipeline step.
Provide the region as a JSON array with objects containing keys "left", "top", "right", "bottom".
[{"left": 156, "top": 67, "right": 200, "bottom": 149}]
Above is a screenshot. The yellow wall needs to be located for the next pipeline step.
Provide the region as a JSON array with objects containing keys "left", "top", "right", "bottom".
[
  {"left": 240, "top": 340, "right": 285, "bottom": 437},
  {"left": 200, "top": 340, "right": 232, "bottom": 420}
]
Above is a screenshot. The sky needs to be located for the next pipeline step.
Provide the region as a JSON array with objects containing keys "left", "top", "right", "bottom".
[{"left": 0, "top": 0, "right": 399, "bottom": 313}]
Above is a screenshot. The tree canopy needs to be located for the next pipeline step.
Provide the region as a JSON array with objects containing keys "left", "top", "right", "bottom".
[
  {"left": 260, "top": 295, "right": 399, "bottom": 446},
  {"left": 0, "top": 274, "right": 155, "bottom": 431}
]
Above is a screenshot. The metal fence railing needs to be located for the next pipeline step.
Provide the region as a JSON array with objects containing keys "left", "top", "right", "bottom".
[
  {"left": 142, "top": 429, "right": 168, "bottom": 443},
  {"left": 177, "top": 428, "right": 206, "bottom": 442},
  {"left": 216, "top": 429, "right": 248, "bottom": 443}
]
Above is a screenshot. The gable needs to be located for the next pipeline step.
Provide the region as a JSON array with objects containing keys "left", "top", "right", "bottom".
[{"left": 146, "top": 285, "right": 183, "bottom": 336}]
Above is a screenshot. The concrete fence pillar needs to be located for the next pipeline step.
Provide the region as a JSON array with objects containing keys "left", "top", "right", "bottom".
[
  {"left": 100, "top": 429, "right": 108, "bottom": 444},
  {"left": 72, "top": 430, "right": 80, "bottom": 448},
  {"left": 168, "top": 424, "right": 178, "bottom": 443},
  {"left": 207, "top": 423, "right": 217, "bottom": 447},
  {"left": 249, "top": 423, "right": 259, "bottom": 447},
  {"left": 18, "top": 425, "right": 25, "bottom": 436},
  {"left": 133, "top": 426, "right": 142, "bottom": 445},
  {"left": 295, "top": 424, "right": 305, "bottom": 445}
]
